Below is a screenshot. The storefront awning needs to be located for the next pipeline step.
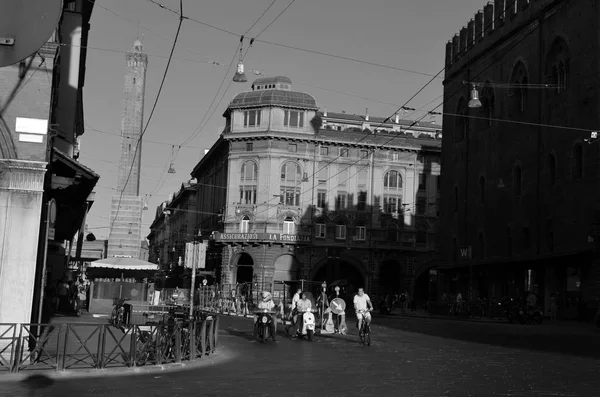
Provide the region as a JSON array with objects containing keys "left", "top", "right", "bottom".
[{"left": 89, "top": 257, "right": 159, "bottom": 271}]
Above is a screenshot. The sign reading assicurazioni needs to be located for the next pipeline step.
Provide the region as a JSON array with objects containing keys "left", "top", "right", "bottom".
[{"left": 212, "top": 232, "right": 311, "bottom": 244}]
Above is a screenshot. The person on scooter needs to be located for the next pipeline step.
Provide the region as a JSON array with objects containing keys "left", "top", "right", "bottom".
[
  {"left": 293, "top": 292, "right": 312, "bottom": 336},
  {"left": 254, "top": 291, "right": 277, "bottom": 334},
  {"left": 353, "top": 287, "right": 373, "bottom": 331}
]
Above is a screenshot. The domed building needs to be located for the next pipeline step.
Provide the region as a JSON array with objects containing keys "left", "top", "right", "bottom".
[{"left": 150, "top": 76, "right": 442, "bottom": 307}]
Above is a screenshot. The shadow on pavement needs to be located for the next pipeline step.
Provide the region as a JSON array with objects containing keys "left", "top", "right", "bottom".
[
  {"left": 19, "top": 374, "right": 55, "bottom": 390},
  {"left": 376, "top": 316, "right": 600, "bottom": 359}
]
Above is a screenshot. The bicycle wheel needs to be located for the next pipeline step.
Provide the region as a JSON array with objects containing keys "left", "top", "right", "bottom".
[
  {"left": 358, "top": 325, "right": 365, "bottom": 344},
  {"left": 365, "top": 326, "right": 371, "bottom": 346}
]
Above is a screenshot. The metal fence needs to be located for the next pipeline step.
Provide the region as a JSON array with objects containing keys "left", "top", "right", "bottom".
[{"left": 0, "top": 315, "right": 219, "bottom": 373}]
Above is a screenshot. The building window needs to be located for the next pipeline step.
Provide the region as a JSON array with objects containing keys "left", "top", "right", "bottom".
[
  {"left": 283, "top": 217, "right": 295, "bottom": 235},
  {"left": 510, "top": 62, "right": 528, "bottom": 114},
  {"left": 523, "top": 227, "right": 530, "bottom": 251},
  {"left": 246, "top": 142, "right": 253, "bottom": 152},
  {"left": 356, "top": 225, "right": 366, "bottom": 240},
  {"left": 240, "top": 161, "right": 258, "bottom": 204},
  {"left": 359, "top": 150, "right": 369, "bottom": 159},
  {"left": 284, "top": 110, "right": 304, "bottom": 127},
  {"left": 383, "top": 196, "right": 400, "bottom": 214},
  {"left": 416, "top": 197, "right": 426, "bottom": 215},
  {"left": 339, "top": 148, "right": 349, "bottom": 157},
  {"left": 418, "top": 173, "right": 426, "bottom": 190},
  {"left": 318, "top": 162, "right": 328, "bottom": 186},
  {"left": 546, "top": 220, "right": 554, "bottom": 252},
  {"left": 391, "top": 152, "right": 400, "bottom": 161},
  {"left": 335, "top": 223, "right": 347, "bottom": 240},
  {"left": 547, "top": 38, "right": 570, "bottom": 95},
  {"left": 454, "top": 97, "right": 467, "bottom": 142},
  {"left": 548, "top": 154, "right": 556, "bottom": 185},
  {"left": 514, "top": 166, "right": 522, "bottom": 197},
  {"left": 357, "top": 191, "right": 367, "bottom": 211},
  {"left": 288, "top": 144, "right": 297, "bottom": 153},
  {"left": 281, "top": 188, "right": 300, "bottom": 206},
  {"left": 320, "top": 146, "right": 329, "bottom": 156},
  {"left": 387, "top": 225, "right": 398, "bottom": 242},
  {"left": 240, "top": 216, "right": 250, "bottom": 233},
  {"left": 244, "top": 110, "right": 261, "bottom": 127},
  {"left": 384, "top": 170, "right": 402, "bottom": 189},
  {"left": 481, "top": 84, "right": 495, "bottom": 128},
  {"left": 317, "top": 190, "right": 327, "bottom": 208},
  {"left": 573, "top": 144, "right": 583, "bottom": 179},
  {"left": 479, "top": 176, "right": 485, "bottom": 203},
  {"left": 315, "top": 223, "right": 326, "bottom": 238},
  {"left": 337, "top": 164, "right": 349, "bottom": 186},
  {"left": 335, "top": 192, "right": 347, "bottom": 210},
  {"left": 416, "top": 227, "right": 427, "bottom": 245}
]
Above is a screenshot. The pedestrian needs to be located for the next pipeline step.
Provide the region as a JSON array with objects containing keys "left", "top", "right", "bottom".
[{"left": 57, "top": 278, "right": 69, "bottom": 313}]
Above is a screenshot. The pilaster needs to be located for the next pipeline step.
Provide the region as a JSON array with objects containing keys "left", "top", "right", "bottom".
[{"left": 0, "top": 159, "right": 46, "bottom": 325}]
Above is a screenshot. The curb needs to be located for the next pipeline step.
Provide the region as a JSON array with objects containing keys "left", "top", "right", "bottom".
[{"left": 0, "top": 348, "right": 234, "bottom": 382}]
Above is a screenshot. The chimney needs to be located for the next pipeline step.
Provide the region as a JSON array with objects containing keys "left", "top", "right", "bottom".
[
  {"left": 323, "top": 106, "right": 327, "bottom": 117},
  {"left": 365, "top": 108, "right": 369, "bottom": 121},
  {"left": 394, "top": 112, "right": 400, "bottom": 123}
]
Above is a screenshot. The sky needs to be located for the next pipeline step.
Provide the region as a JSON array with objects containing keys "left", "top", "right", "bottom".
[{"left": 81, "top": 0, "right": 487, "bottom": 238}]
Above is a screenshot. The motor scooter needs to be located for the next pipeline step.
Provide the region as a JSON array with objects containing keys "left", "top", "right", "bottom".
[
  {"left": 289, "top": 308, "right": 316, "bottom": 341},
  {"left": 254, "top": 310, "right": 276, "bottom": 343}
]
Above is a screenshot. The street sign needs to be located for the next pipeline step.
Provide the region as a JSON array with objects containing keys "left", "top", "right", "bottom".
[
  {"left": 459, "top": 246, "right": 472, "bottom": 259},
  {"left": 330, "top": 298, "right": 346, "bottom": 315}
]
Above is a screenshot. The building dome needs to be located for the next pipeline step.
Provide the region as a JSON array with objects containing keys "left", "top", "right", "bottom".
[{"left": 228, "top": 90, "right": 318, "bottom": 110}]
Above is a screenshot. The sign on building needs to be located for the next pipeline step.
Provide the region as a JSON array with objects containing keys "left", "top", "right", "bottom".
[
  {"left": 184, "top": 241, "right": 208, "bottom": 269},
  {"left": 459, "top": 246, "right": 472, "bottom": 259}
]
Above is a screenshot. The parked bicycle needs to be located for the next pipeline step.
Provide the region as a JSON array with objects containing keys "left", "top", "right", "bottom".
[{"left": 109, "top": 297, "right": 130, "bottom": 330}]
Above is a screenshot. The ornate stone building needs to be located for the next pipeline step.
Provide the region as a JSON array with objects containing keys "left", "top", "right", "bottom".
[
  {"left": 440, "top": 0, "right": 600, "bottom": 318},
  {"left": 183, "top": 76, "right": 441, "bottom": 299}
]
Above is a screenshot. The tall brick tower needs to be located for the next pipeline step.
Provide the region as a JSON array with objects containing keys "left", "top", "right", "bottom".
[{"left": 107, "top": 39, "right": 148, "bottom": 258}]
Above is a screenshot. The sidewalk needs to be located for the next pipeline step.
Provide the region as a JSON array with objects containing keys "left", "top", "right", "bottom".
[{"left": 0, "top": 312, "right": 227, "bottom": 380}]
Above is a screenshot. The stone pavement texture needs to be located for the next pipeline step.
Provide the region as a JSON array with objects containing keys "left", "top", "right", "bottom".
[{"left": 1, "top": 314, "right": 598, "bottom": 397}]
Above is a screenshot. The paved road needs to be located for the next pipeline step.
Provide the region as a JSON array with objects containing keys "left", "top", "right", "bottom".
[{"left": 1, "top": 315, "right": 598, "bottom": 397}]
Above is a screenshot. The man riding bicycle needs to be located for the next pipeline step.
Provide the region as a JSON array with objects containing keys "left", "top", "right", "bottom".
[{"left": 353, "top": 287, "right": 373, "bottom": 331}]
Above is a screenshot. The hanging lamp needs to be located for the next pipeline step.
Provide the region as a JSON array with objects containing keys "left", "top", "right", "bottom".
[
  {"left": 233, "top": 37, "right": 248, "bottom": 83},
  {"left": 468, "top": 84, "right": 482, "bottom": 108}
]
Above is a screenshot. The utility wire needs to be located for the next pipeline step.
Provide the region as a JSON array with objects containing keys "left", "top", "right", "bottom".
[
  {"left": 109, "top": 1, "right": 184, "bottom": 236},
  {"left": 243, "top": 0, "right": 279, "bottom": 36},
  {"left": 252, "top": 0, "right": 296, "bottom": 39}
]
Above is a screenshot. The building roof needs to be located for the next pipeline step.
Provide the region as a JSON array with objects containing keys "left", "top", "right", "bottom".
[
  {"left": 252, "top": 76, "right": 292, "bottom": 86},
  {"left": 228, "top": 90, "right": 318, "bottom": 110},
  {"left": 321, "top": 111, "right": 441, "bottom": 130},
  {"left": 316, "top": 128, "right": 441, "bottom": 150}
]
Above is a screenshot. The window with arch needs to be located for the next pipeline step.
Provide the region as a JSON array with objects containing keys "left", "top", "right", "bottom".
[
  {"left": 283, "top": 217, "right": 295, "bottom": 235},
  {"left": 573, "top": 144, "right": 583, "bottom": 179},
  {"left": 315, "top": 219, "right": 326, "bottom": 238},
  {"left": 479, "top": 176, "right": 486, "bottom": 203},
  {"left": 510, "top": 62, "right": 528, "bottom": 114},
  {"left": 546, "top": 38, "right": 570, "bottom": 94},
  {"left": 240, "top": 215, "right": 250, "bottom": 233},
  {"left": 480, "top": 84, "right": 495, "bottom": 128},
  {"left": 355, "top": 220, "right": 366, "bottom": 241},
  {"left": 454, "top": 97, "right": 467, "bottom": 141},
  {"left": 387, "top": 224, "right": 399, "bottom": 242},
  {"left": 547, "top": 154, "right": 557, "bottom": 185},
  {"left": 513, "top": 166, "right": 522, "bottom": 197},
  {"left": 240, "top": 161, "right": 258, "bottom": 204},
  {"left": 546, "top": 219, "right": 554, "bottom": 252},
  {"left": 280, "top": 162, "right": 302, "bottom": 205},
  {"left": 335, "top": 221, "right": 347, "bottom": 240},
  {"left": 383, "top": 170, "right": 403, "bottom": 214},
  {"left": 416, "top": 223, "right": 427, "bottom": 245}
]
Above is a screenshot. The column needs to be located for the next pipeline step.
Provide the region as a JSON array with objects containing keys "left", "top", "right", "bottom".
[{"left": 0, "top": 159, "right": 46, "bottom": 359}]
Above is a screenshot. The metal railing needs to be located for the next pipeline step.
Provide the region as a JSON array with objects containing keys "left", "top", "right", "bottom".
[{"left": 0, "top": 314, "right": 219, "bottom": 373}]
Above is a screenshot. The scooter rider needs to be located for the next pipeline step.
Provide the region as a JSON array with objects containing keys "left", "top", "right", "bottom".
[
  {"left": 354, "top": 287, "right": 373, "bottom": 331},
  {"left": 254, "top": 291, "right": 277, "bottom": 334},
  {"left": 293, "top": 292, "right": 312, "bottom": 336}
]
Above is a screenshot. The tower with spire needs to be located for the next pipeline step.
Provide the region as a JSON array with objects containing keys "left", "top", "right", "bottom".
[{"left": 107, "top": 39, "right": 148, "bottom": 258}]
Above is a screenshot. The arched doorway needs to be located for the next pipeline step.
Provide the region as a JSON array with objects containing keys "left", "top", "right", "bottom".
[
  {"left": 379, "top": 259, "right": 405, "bottom": 294},
  {"left": 273, "top": 254, "right": 300, "bottom": 282},
  {"left": 312, "top": 258, "right": 365, "bottom": 298},
  {"left": 235, "top": 253, "right": 254, "bottom": 284}
]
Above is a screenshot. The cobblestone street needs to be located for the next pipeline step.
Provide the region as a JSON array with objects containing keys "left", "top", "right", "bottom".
[{"left": 1, "top": 315, "right": 598, "bottom": 397}]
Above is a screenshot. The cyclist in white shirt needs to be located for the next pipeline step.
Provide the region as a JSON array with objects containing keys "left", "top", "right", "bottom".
[{"left": 353, "top": 288, "right": 373, "bottom": 331}]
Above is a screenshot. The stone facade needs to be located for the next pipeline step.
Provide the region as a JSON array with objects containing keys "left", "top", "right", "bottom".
[
  {"left": 440, "top": 0, "right": 600, "bottom": 317},
  {"left": 108, "top": 40, "right": 147, "bottom": 259},
  {"left": 184, "top": 76, "right": 441, "bottom": 299}
]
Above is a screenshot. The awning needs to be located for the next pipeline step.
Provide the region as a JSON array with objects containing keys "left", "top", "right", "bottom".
[{"left": 89, "top": 257, "right": 159, "bottom": 271}]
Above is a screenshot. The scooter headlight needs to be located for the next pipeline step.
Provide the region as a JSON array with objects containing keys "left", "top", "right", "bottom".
[{"left": 261, "top": 316, "right": 268, "bottom": 323}]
